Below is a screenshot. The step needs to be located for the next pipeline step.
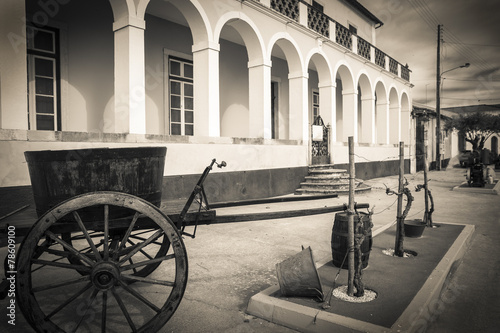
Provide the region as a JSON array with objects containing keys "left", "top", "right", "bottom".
[
  {"left": 308, "top": 169, "right": 348, "bottom": 176},
  {"left": 298, "top": 181, "right": 363, "bottom": 190},
  {"left": 300, "top": 182, "right": 349, "bottom": 188},
  {"left": 304, "top": 174, "right": 349, "bottom": 182},
  {"left": 294, "top": 185, "right": 372, "bottom": 195}
]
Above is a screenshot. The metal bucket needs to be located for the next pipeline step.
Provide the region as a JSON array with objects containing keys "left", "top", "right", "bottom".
[
  {"left": 276, "top": 246, "right": 323, "bottom": 299},
  {"left": 404, "top": 219, "right": 426, "bottom": 238},
  {"left": 24, "top": 146, "right": 166, "bottom": 218}
]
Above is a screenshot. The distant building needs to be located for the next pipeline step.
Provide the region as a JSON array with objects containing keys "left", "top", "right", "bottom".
[
  {"left": 412, "top": 103, "right": 455, "bottom": 171},
  {"left": 0, "top": 0, "right": 413, "bottom": 202},
  {"left": 443, "top": 104, "right": 500, "bottom": 159}
]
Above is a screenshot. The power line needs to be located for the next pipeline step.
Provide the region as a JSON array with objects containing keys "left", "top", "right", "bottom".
[
  {"left": 446, "top": 42, "right": 500, "bottom": 48},
  {"left": 406, "top": 0, "right": 492, "bottom": 72},
  {"left": 441, "top": 78, "right": 500, "bottom": 82}
]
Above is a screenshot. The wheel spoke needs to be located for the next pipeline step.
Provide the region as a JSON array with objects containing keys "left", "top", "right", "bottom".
[
  {"left": 103, "top": 205, "right": 110, "bottom": 260},
  {"left": 31, "top": 256, "right": 67, "bottom": 273},
  {"left": 120, "top": 254, "right": 175, "bottom": 272},
  {"left": 32, "top": 275, "right": 90, "bottom": 293},
  {"left": 112, "top": 288, "right": 137, "bottom": 332},
  {"left": 118, "top": 229, "right": 163, "bottom": 265},
  {"left": 73, "top": 211, "right": 102, "bottom": 261},
  {"left": 45, "top": 231, "right": 95, "bottom": 267},
  {"left": 31, "top": 259, "right": 92, "bottom": 272},
  {"left": 117, "top": 280, "right": 161, "bottom": 313},
  {"left": 101, "top": 291, "right": 108, "bottom": 333},
  {"left": 114, "top": 212, "right": 140, "bottom": 260},
  {"left": 128, "top": 258, "right": 138, "bottom": 274},
  {"left": 45, "top": 282, "right": 93, "bottom": 319},
  {"left": 129, "top": 233, "right": 164, "bottom": 246},
  {"left": 126, "top": 238, "right": 154, "bottom": 260},
  {"left": 121, "top": 274, "right": 175, "bottom": 287},
  {"left": 73, "top": 288, "right": 99, "bottom": 332}
]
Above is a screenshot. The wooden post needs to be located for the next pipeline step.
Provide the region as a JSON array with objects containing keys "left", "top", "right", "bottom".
[
  {"left": 347, "top": 136, "right": 355, "bottom": 295},
  {"left": 423, "top": 140, "right": 430, "bottom": 226},
  {"left": 394, "top": 141, "right": 405, "bottom": 257}
]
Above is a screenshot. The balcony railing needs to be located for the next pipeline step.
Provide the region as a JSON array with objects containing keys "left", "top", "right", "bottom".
[
  {"left": 389, "top": 57, "right": 398, "bottom": 75},
  {"left": 335, "top": 23, "right": 352, "bottom": 50},
  {"left": 375, "top": 48, "right": 386, "bottom": 68},
  {"left": 308, "top": 6, "right": 329, "bottom": 37},
  {"left": 357, "top": 37, "right": 371, "bottom": 61},
  {"left": 271, "top": 0, "right": 299, "bottom": 22},
  {"left": 257, "top": 0, "right": 410, "bottom": 82}
]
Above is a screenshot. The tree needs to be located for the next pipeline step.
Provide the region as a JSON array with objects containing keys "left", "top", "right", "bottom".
[{"left": 444, "top": 112, "right": 500, "bottom": 152}]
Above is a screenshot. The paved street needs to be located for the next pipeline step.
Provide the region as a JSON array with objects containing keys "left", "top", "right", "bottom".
[{"left": 1, "top": 162, "right": 499, "bottom": 332}]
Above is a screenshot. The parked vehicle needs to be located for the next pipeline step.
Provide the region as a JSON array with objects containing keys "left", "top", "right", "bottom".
[{"left": 458, "top": 150, "right": 473, "bottom": 167}]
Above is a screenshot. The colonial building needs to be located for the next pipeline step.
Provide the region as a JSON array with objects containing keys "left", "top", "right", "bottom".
[
  {"left": 0, "top": 0, "right": 413, "bottom": 202},
  {"left": 412, "top": 103, "right": 455, "bottom": 171}
]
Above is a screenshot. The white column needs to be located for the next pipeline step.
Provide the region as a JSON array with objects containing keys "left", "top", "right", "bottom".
[
  {"left": 319, "top": 82, "right": 336, "bottom": 143},
  {"left": 192, "top": 41, "right": 220, "bottom": 137},
  {"left": 248, "top": 59, "right": 272, "bottom": 138},
  {"left": 389, "top": 103, "right": 401, "bottom": 144},
  {"left": 360, "top": 95, "right": 375, "bottom": 143},
  {"left": 288, "top": 72, "right": 309, "bottom": 141},
  {"left": 376, "top": 101, "right": 389, "bottom": 144},
  {"left": 342, "top": 89, "right": 358, "bottom": 142},
  {"left": 113, "top": 17, "right": 146, "bottom": 134}
]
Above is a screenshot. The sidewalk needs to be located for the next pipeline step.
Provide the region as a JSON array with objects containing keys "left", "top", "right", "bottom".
[{"left": 0, "top": 164, "right": 496, "bottom": 332}]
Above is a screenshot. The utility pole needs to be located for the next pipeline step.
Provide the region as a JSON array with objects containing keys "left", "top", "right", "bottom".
[{"left": 435, "top": 24, "right": 442, "bottom": 170}]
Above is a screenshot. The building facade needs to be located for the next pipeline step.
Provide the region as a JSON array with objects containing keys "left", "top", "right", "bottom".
[
  {"left": 444, "top": 104, "right": 500, "bottom": 161},
  {"left": 412, "top": 103, "right": 455, "bottom": 171},
  {"left": 0, "top": 0, "right": 413, "bottom": 202}
]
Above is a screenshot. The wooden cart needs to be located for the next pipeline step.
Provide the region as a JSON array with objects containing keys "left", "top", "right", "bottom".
[{"left": 4, "top": 147, "right": 221, "bottom": 332}]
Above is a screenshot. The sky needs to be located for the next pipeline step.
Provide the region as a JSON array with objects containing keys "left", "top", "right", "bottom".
[{"left": 358, "top": 0, "right": 500, "bottom": 108}]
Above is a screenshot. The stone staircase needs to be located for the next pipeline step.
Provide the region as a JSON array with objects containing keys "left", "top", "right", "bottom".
[{"left": 295, "top": 164, "right": 371, "bottom": 195}]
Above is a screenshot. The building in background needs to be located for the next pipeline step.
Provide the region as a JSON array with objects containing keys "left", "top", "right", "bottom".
[
  {"left": 0, "top": 0, "right": 413, "bottom": 203},
  {"left": 443, "top": 104, "right": 500, "bottom": 161},
  {"left": 412, "top": 103, "right": 455, "bottom": 171}
]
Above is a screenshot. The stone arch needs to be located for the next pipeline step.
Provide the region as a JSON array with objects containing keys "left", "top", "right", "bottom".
[
  {"left": 374, "top": 79, "right": 388, "bottom": 144},
  {"left": 388, "top": 86, "right": 400, "bottom": 144},
  {"left": 400, "top": 91, "right": 411, "bottom": 144},
  {"left": 268, "top": 33, "right": 304, "bottom": 76},
  {"left": 152, "top": 0, "right": 211, "bottom": 45},
  {"left": 216, "top": 14, "right": 267, "bottom": 137},
  {"left": 215, "top": 13, "right": 265, "bottom": 63},
  {"left": 306, "top": 51, "right": 334, "bottom": 127},
  {"left": 357, "top": 72, "right": 374, "bottom": 143},
  {"left": 334, "top": 63, "right": 355, "bottom": 142},
  {"left": 268, "top": 34, "right": 306, "bottom": 140}
]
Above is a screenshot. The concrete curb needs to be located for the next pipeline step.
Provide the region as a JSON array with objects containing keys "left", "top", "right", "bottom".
[
  {"left": 452, "top": 180, "right": 500, "bottom": 194},
  {"left": 246, "top": 223, "right": 475, "bottom": 333}
]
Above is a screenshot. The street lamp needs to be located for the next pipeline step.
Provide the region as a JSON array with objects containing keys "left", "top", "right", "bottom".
[{"left": 435, "top": 62, "right": 470, "bottom": 170}]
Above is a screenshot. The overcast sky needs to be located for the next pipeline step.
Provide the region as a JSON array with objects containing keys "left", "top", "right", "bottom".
[{"left": 358, "top": 0, "right": 500, "bottom": 108}]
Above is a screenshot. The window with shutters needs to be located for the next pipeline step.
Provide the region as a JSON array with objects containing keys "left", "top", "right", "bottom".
[
  {"left": 168, "top": 57, "right": 194, "bottom": 136},
  {"left": 27, "top": 25, "right": 60, "bottom": 131}
]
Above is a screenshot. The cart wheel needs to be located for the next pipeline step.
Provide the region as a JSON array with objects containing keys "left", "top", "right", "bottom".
[
  {"left": 16, "top": 192, "right": 188, "bottom": 333},
  {"left": 61, "top": 225, "right": 170, "bottom": 278}
]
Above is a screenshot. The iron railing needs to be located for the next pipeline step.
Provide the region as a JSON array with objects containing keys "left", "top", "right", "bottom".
[{"left": 263, "top": 0, "right": 411, "bottom": 82}]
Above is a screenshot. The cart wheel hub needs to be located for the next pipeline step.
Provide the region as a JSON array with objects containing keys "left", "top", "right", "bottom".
[{"left": 91, "top": 262, "right": 120, "bottom": 290}]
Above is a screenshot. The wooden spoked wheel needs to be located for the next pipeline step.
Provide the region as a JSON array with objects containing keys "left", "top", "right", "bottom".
[{"left": 16, "top": 192, "right": 188, "bottom": 332}]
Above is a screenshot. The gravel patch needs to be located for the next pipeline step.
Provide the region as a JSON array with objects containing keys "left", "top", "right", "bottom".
[{"left": 332, "top": 285, "right": 377, "bottom": 303}]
